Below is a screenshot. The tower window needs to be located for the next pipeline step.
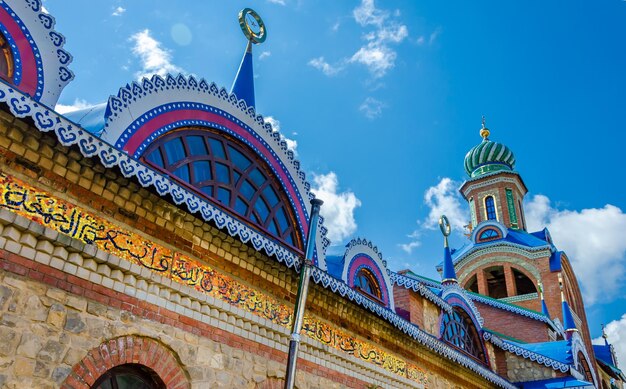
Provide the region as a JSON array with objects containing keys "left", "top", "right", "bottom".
[
  {"left": 354, "top": 268, "right": 382, "bottom": 302},
  {"left": 485, "top": 266, "right": 507, "bottom": 299},
  {"left": 478, "top": 228, "right": 499, "bottom": 241},
  {"left": 485, "top": 196, "right": 497, "bottom": 221},
  {"left": 513, "top": 268, "right": 537, "bottom": 295},
  {"left": 464, "top": 274, "right": 479, "bottom": 293}
]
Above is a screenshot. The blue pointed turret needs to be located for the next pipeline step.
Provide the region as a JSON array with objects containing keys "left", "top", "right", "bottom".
[
  {"left": 558, "top": 273, "right": 578, "bottom": 339},
  {"left": 231, "top": 8, "right": 267, "bottom": 109},
  {"left": 538, "top": 282, "right": 550, "bottom": 318},
  {"left": 439, "top": 215, "right": 457, "bottom": 284},
  {"left": 231, "top": 41, "right": 255, "bottom": 108}
]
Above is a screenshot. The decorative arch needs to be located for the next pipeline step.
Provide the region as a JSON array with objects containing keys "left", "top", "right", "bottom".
[
  {"left": 570, "top": 332, "right": 598, "bottom": 387},
  {"left": 0, "top": 0, "right": 74, "bottom": 105},
  {"left": 470, "top": 220, "right": 508, "bottom": 244},
  {"left": 62, "top": 335, "right": 190, "bottom": 389},
  {"left": 439, "top": 287, "right": 488, "bottom": 364},
  {"left": 142, "top": 127, "right": 302, "bottom": 249},
  {"left": 342, "top": 238, "right": 394, "bottom": 309},
  {"left": 99, "top": 74, "right": 329, "bottom": 268}
]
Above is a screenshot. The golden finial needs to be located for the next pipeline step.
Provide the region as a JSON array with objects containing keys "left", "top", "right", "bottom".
[{"left": 480, "top": 115, "right": 490, "bottom": 140}]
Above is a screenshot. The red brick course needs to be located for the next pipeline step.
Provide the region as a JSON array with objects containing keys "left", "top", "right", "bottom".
[{"left": 0, "top": 248, "right": 370, "bottom": 389}]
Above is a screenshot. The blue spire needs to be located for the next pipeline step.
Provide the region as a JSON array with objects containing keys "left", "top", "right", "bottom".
[
  {"left": 538, "top": 282, "right": 550, "bottom": 317},
  {"left": 231, "top": 40, "right": 255, "bottom": 108},
  {"left": 439, "top": 215, "right": 457, "bottom": 284},
  {"left": 559, "top": 273, "right": 577, "bottom": 338}
]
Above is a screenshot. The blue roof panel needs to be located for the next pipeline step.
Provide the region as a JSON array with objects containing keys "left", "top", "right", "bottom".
[
  {"left": 62, "top": 103, "right": 106, "bottom": 136},
  {"left": 325, "top": 255, "right": 344, "bottom": 279}
]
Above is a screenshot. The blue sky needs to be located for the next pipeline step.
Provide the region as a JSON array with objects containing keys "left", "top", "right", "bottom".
[{"left": 48, "top": 0, "right": 626, "bottom": 360}]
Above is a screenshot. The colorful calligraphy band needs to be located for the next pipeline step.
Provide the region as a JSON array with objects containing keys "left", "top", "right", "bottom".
[{"left": 0, "top": 173, "right": 427, "bottom": 385}]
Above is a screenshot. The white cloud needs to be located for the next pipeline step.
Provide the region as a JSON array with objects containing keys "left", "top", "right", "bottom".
[
  {"left": 350, "top": 0, "right": 408, "bottom": 78},
  {"left": 310, "top": 0, "right": 407, "bottom": 79},
  {"left": 400, "top": 177, "right": 467, "bottom": 254},
  {"left": 308, "top": 57, "right": 344, "bottom": 76},
  {"left": 55, "top": 99, "right": 92, "bottom": 114},
  {"left": 429, "top": 27, "right": 442, "bottom": 45},
  {"left": 311, "top": 172, "right": 361, "bottom": 244},
  {"left": 416, "top": 36, "right": 425, "bottom": 45},
  {"left": 353, "top": 0, "right": 388, "bottom": 27},
  {"left": 592, "top": 314, "right": 626, "bottom": 369},
  {"left": 112, "top": 6, "right": 126, "bottom": 16},
  {"left": 264, "top": 116, "right": 298, "bottom": 157},
  {"left": 267, "top": 0, "right": 286, "bottom": 5},
  {"left": 359, "top": 97, "right": 385, "bottom": 119},
  {"left": 525, "top": 195, "right": 626, "bottom": 305},
  {"left": 259, "top": 51, "right": 271, "bottom": 60},
  {"left": 130, "top": 29, "right": 184, "bottom": 79},
  {"left": 350, "top": 43, "right": 396, "bottom": 78}
]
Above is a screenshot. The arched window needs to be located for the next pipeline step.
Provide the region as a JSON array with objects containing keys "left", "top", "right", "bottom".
[
  {"left": 464, "top": 274, "right": 479, "bottom": 293},
  {"left": 354, "top": 268, "right": 382, "bottom": 302},
  {"left": 485, "top": 266, "right": 507, "bottom": 299},
  {"left": 441, "top": 308, "right": 486, "bottom": 363},
  {"left": 93, "top": 364, "right": 166, "bottom": 389},
  {"left": 485, "top": 196, "right": 497, "bottom": 221},
  {"left": 0, "top": 32, "right": 14, "bottom": 82},
  {"left": 513, "top": 268, "right": 537, "bottom": 295},
  {"left": 142, "top": 128, "right": 301, "bottom": 248},
  {"left": 478, "top": 228, "right": 499, "bottom": 242}
]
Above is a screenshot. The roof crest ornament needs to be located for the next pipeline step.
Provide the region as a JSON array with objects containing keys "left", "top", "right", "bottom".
[{"left": 480, "top": 115, "right": 490, "bottom": 140}]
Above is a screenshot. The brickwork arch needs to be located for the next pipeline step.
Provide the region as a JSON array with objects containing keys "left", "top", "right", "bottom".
[{"left": 61, "top": 335, "right": 190, "bottom": 389}]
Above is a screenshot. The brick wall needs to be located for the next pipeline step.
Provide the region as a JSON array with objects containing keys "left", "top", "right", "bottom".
[{"left": 0, "top": 111, "right": 504, "bottom": 388}]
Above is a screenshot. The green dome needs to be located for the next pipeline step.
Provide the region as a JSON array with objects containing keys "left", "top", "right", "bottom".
[{"left": 464, "top": 134, "right": 515, "bottom": 178}]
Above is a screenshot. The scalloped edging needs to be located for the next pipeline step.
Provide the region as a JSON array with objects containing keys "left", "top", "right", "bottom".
[
  {"left": 483, "top": 331, "right": 570, "bottom": 373},
  {"left": 3, "top": 0, "right": 74, "bottom": 105}
]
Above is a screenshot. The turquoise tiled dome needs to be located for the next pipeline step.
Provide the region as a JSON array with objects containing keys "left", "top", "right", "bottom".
[{"left": 464, "top": 130, "right": 515, "bottom": 177}]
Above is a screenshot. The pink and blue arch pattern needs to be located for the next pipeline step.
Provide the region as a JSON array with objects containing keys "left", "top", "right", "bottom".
[
  {"left": 0, "top": 0, "right": 73, "bottom": 106},
  {"left": 100, "top": 74, "right": 329, "bottom": 268},
  {"left": 471, "top": 220, "right": 508, "bottom": 244},
  {"left": 341, "top": 238, "right": 394, "bottom": 309}
]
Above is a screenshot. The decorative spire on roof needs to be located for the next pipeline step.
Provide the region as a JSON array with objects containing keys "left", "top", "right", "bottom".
[
  {"left": 231, "top": 8, "right": 267, "bottom": 109},
  {"left": 602, "top": 323, "right": 609, "bottom": 346},
  {"left": 439, "top": 215, "right": 457, "bottom": 284},
  {"left": 558, "top": 273, "right": 578, "bottom": 338},
  {"left": 538, "top": 281, "right": 550, "bottom": 318},
  {"left": 480, "top": 115, "right": 490, "bottom": 140}
]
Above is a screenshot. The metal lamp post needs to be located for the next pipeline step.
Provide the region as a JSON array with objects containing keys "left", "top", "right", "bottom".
[{"left": 284, "top": 198, "right": 323, "bottom": 389}]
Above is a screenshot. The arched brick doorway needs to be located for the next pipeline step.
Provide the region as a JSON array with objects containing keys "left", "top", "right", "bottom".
[{"left": 61, "top": 335, "right": 190, "bottom": 389}]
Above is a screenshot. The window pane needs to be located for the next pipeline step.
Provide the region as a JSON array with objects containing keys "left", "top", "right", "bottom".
[
  {"left": 263, "top": 186, "right": 279, "bottom": 207},
  {"left": 163, "top": 138, "right": 186, "bottom": 165},
  {"left": 233, "top": 171, "right": 241, "bottom": 185},
  {"left": 249, "top": 168, "right": 266, "bottom": 186},
  {"left": 115, "top": 374, "right": 152, "bottom": 389},
  {"left": 215, "top": 163, "right": 230, "bottom": 184},
  {"left": 228, "top": 146, "right": 252, "bottom": 170},
  {"left": 173, "top": 164, "right": 190, "bottom": 182},
  {"left": 146, "top": 149, "right": 164, "bottom": 167},
  {"left": 268, "top": 220, "right": 279, "bottom": 235},
  {"left": 217, "top": 187, "right": 230, "bottom": 205},
  {"left": 254, "top": 198, "right": 270, "bottom": 222},
  {"left": 240, "top": 180, "right": 255, "bottom": 200},
  {"left": 208, "top": 138, "right": 225, "bottom": 158},
  {"left": 276, "top": 207, "right": 289, "bottom": 233},
  {"left": 201, "top": 186, "right": 213, "bottom": 197},
  {"left": 234, "top": 197, "right": 248, "bottom": 215},
  {"left": 193, "top": 161, "right": 212, "bottom": 182},
  {"left": 187, "top": 136, "right": 207, "bottom": 156}
]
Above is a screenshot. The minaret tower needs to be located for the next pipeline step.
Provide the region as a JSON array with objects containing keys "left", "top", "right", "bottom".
[{"left": 460, "top": 118, "right": 528, "bottom": 231}]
